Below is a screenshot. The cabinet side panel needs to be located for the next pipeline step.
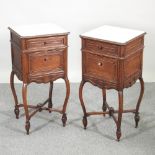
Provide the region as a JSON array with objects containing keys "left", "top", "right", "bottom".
[
  {"left": 10, "top": 32, "right": 23, "bottom": 80},
  {"left": 81, "top": 38, "right": 85, "bottom": 80},
  {"left": 124, "top": 51, "right": 143, "bottom": 88},
  {"left": 63, "top": 36, "right": 68, "bottom": 77},
  {"left": 125, "top": 36, "right": 144, "bottom": 56}
]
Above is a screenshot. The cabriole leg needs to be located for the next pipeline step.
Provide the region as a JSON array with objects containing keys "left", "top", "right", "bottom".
[
  {"left": 10, "top": 71, "right": 19, "bottom": 119},
  {"left": 62, "top": 78, "right": 70, "bottom": 127},
  {"left": 102, "top": 88, "right": 107, "bottom": 116},
  {"left": 79, "top": 80, "right": 87, "bottom": 129},
  {"left": 22, "top": 83, "right": 30, "bottom": 135},
  {"left": 134, "top": 77, "right": 144, "bottom": 128},
  {"left": 48, "top": 81, "right": 53, "bottom": 113},
  {"left": 116, "top": 90, "right": 123, "bottom": 141}
]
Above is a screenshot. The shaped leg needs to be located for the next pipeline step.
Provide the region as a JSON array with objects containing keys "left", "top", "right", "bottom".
[
  {"left": 48, "top": 81, "right": 53, "bottom": 112},
  {"left": 116, "top": 90, "right": 123, "bottom": 141},
  {"left": 62, "top": 78, "right": 70, "bottom": 127},
  {"left": 10, "top": 71, "right": 19, "bottom": 119},
  {"left": 135, "top": 77, "right": 144, "bottom": 128},
  {"left": 102, "top": 89, "right": 107, "bottom": 116},
  {"left": 79, "top": 80, "right": 87, "bottom": 129},
  {"left": 82, "top": 116, "right": 87, "bottom": 130},
  {"left": 62, "top": 113, "right": 67, "bottom": 127},
  {"left": 22, "top": 83, "right": 30, "bottom": 135}
]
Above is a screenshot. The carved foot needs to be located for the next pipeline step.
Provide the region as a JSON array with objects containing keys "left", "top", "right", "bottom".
[
  {"left": 116, "top": 129, "right": 121, "bottom": 141},
  {"left": 109, "top": 107, "right": 114, "bottom": 117},
  {"left": 134, "top": 113, "right": 140, "bottom": 128},
  {"left": 102, "top": 102, "right": 107, "bottom": 116},
  {"left": 83, "top": 116, "right": 87, "bottom": 129},
  {"left": 62, "top": 113, "right": 67, "bottom": 127},
  {"left": 25, "top": 121, "right": 30, "bottom": 135},
  {"left": 14, "top": 107, "right": 19, "bottom": 119},
  {"left": 48, "top": 101, "right": 52, "bottom": 113}
]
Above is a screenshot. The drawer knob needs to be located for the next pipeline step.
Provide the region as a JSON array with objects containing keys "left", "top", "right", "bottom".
[
  {"left": 98, "top": 46, "right": 103, "bottom": 50},
  {"left": 98, "top": 62, "right": 102, "bottom": 66},
  {"left": 44, "top": 42, "right": 47, "bottom": 45},
  {"left": 44, "top": 58, "right": 47, "bottom": 61}
]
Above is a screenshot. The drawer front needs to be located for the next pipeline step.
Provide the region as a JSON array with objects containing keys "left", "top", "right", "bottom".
[
  {"left": 83, "top": 52, "right": 118, "bottom": 82},
  {"left": 28, "top": 49, "right": 64, "bottom": 75},
  {"left": 26, "top": 36, "right": 65, "bottom": 49},
  {"left": 84, "top": 39, "right": 119, "bottom": 56}
]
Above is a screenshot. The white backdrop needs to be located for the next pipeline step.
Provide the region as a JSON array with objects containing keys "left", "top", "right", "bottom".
[{"left": 0, "top": 0, "right": 155, "bottom": 83}]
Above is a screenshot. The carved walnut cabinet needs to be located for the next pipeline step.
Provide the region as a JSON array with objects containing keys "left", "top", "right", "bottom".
[
  {"left": 79, "top": 25, "right": 146, "bottom": 141},
  {"left": 9, "top": 23, "right": 70, "bottom": 134}
]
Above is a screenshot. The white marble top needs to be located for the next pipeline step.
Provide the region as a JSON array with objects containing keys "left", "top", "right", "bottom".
[
  {"left": 8, "top": 23, "right": 69, "bottom": 37},
  {"left": 81, "top": 25, "right": 145, "bottom": 44}
]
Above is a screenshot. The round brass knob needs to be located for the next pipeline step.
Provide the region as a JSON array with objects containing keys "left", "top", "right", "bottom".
[
  {"left": 98, "top": 62, "right": 102, "bottom": 66},
  {"left": 98, "top": 46, "right": 103, "bottom": 50}
]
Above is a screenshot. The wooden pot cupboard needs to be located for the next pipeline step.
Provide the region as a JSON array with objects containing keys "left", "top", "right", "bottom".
[
  {"left": 79, "top": 25, "right": 146, "bottom": 141},
  {"left": 9, "top": 23, "right": 70, "bottom": 134}
]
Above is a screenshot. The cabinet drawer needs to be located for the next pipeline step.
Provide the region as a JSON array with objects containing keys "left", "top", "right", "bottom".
[
  {"left": 84, "top": 52, "right": 117, "bottom": 82},
  {"left": 26, "top": 36, "right": 65, "bottom": 49},
  {"left": 28, "top": 49, "right": 64, "bottom": 75},
  {"left": 84, "top": 39, "right": 119, "bottom": 56}
]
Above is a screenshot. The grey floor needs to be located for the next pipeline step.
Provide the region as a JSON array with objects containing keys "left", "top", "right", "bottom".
[{"left": 0, "top": 83, "right": 155, "bottom": 155}]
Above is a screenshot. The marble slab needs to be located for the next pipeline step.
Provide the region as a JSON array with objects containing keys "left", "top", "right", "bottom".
[
  {"left": 8, "top": 23, "right": 69, "bottom": 37},
  {"left": 81, "top": 25, "right": 145, "bottom": 44}
]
